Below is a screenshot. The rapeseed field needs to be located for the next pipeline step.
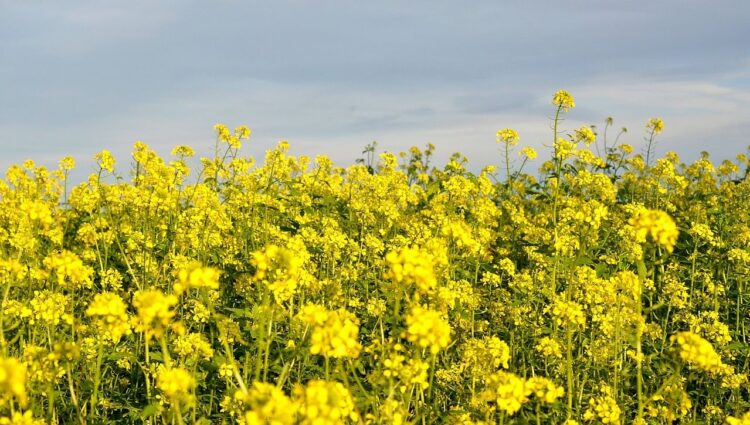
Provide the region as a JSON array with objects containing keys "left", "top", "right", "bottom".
[{"left": 1, "top": 90, "right": 749, "bottom": 424}]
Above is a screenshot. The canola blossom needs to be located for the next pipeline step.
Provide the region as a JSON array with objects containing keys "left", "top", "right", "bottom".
[{"left": 0, "top": 95, "right": 748, "bottom": 424}]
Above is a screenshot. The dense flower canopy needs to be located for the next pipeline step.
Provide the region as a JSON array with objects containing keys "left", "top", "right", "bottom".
[{"left": 0, "top": 93, "right": 749, "bottom": 423}]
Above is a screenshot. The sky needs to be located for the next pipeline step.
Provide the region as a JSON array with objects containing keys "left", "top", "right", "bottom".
[{"left": 1, "top": 0, "right": 749, "bottom": 179}]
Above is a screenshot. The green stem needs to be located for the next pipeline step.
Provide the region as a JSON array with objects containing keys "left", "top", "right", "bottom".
[
  {"left": 636, "top": 258, "right": 647, "bottom": 422},
  {"left": 550, "top": 105, "right": 563, "bottom": 298},
  {"left": 91, "top": 341, "right": 104, "bottom": 415},
  {"left": 505, "top": 141, "right": 512, "bottom": 187},
  {"left": 66, "top": 365, "right": 86, "bottom": 425},
  {"left": 566, "top": 325, "right": 574, "bottom": 418}
]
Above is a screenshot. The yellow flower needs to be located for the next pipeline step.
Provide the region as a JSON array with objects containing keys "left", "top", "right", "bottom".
[
  {"left": 583, "top": 394, "right": 621, "bottom": 423},
  {"left": 0, "top": 259, "right": 25, "bottom": 286},
  {"left": 294, "top": 380, "right": 358, "bottom": 425},
  {"left": 406, "top": 306, "right": 451, "bottom": 354},
  {"left": 297, "top": 304, "right": 361, "bottom": 359},
  {"left": 0, "top": 411, "right": 44, "bottom": 425},
  {"left": 157, "top": 367, "right": 195, "bottom": 401},
  {"left": 670, "top": 331, "right": 730, "bottom": 375},
  {"left": 59, "top": 156, "right": 76, "bottom": 171},
  {"left": 574, "top": 126, "right": 596, "bottom": 145},
  {"left": 213, "top": 123, "right": 249, "bottom": 149},
  {"left": 171, "top": 145, "right": 195, "bottom": 157},
  {"left": 131, "top": 290, "right": 178, "bottom": 340},
  {"left": 186, "top": 300, "right": 211, "bottom": 324},
  {"left": 728, "top": 412, "right": 750, "bottom": 425},
  {"left": 441, "top": 222, "right": 479, "bottom": 253},
  {"left": 235, "top": 125, "right": 252, "bottom": 140},
  {"left": 251, "top": 244, "right": 306, "bottom": 303},
  {"left": 17, "top": 201, "right": 52, "bottom": 228},
  {"left": 554, "top": 138, "right": 577, "bottom": 160},
  {"left": 520, "top": 146, "right": 537, "bottom": 160},
  {"left": 218, "top": 363, "right": 234, "bottom": 379},
  {"left": 525, "top": 377, "right": 564, "bottom": 404},
  {"left": 535, "top": 337, "right": 563, "bottom": 358},
  {"left": 548, "top": 298, "right": 586, "bottom": 328},
  {"left": 30, "top": 291, "right": 70, "bottom": 327},
  {"left": 85, "top": 292, "right": 131, "bottom": 343},
  {"left": 0, "top": 358, "right": 28, "bottom": 407},
  {"left": 174, "top": 333, "right": 214, "bottom": 361},
  {"left": 243, "top": 382, "right": 296, "bottom": 425},
  {"left": 94, "top": 149, "right": 116, "bottom": 173},
  {"left": 462, "top": 336, "right": 511, "bottom": 373},
  {"left": 496, "top": 128, "right": 520, "bottom": 146},
  {"left": 43, "top": 250, "right": 93, "bottom": 288},
  {"left": 722, "top": 372, "right": 748, "bottom": 389},
  {"left": 629, "top": 208, "right": 679, "bottom": 253},
  {"left": 552, "top": 89, "right": 575, "bottom": 112},
  {"left": 214, "top": 123, "right": 231, "bottom": 141},
  {"left": 174, "top": 262, "right": 220, "bottom": 294},
  {"left": 483, "top": 371, "right": 530, "bottom": 415},
  {"left": 100, "top": 269, "right": 123, "bottom": 291},
  {"left": 646, "top": 117, "right": 664, "bottom": 135},
  {"left": 384, "top": 247, "right": 437, "bottom": 294}
]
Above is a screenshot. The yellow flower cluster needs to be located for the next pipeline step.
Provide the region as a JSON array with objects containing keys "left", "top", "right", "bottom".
[
  {"left": 30, "top": 290, "right": 70, "bottom": 326},
  {"left": 552, "top": 89, "right": 575, "bottom": 111},
  {"left": 131, "top": 289, "right": 178, "bottom": 339},
  {"left": 381, "top": 351, "right": 431, "bottom": 392},
  {"left": 574, "top": 126, "right": 596, "bottom": 145},
  {"left": 243, "top": 382, "right": 296, "bottom": 425},
  {"left": 461, "top": 336, "right": 511, "bottom": 372},
  {"left": 629, "top": 208, "right": 679, "bottom": 253},
  {"left": 21, "top": 345, "right": 64, "bottom": 385},
  {"left": 297, "top": 304, "right": 362, "bottom": 358},
  {"left": 214, "top": 123, "right": 251, "bottom": 149},
  {"left": 728, "top": 412, "right": 750, "bottom": 425},
  {"left": 689, "top": 222, "right": 716, "bottom": 245},
  {"left": 520, "top": 146, "right": 537, "bottom": 160},
  {"left": 251, "top": 244, "right": 305, "bottom": 303},
  {"left": 94, "top": 149, "right": 116, "bottom": 173},
  {"left": 19, "top": 200, "right": 52, "bottom": 227},
  {"left": 525, "top": 377, "right": 565, "bottom": 404},
  {"left": 0, "top": 259, "right": 25, "bottom": 285},
  {"left": 496, "top": 128, "right": 520, "bottom": 146},
  {"left": 485, "top": 371, "right": 528, "bottom": 415},
  {"left": 583, "top": 394, "right": 621, "bottom": 423},
  {"left": 85, "top": 292, "right": 131, "bottom": 343},
  {"left": 173, "top": 333, "right": 214, "bottom": 361},
  {"left": 670, "top": 331, "right": 731, "bottom": 375},
  {"left": 645, "top": 383, "right": 692, "bottom": 422},
  {"left": 59, "top": 155, "right": 75, "bottom": 171},
  {"left": 294, "top": 380, "right": 359, "bottom": 425},
  {"left": 554, "top": 138, "right": 578, "bottom": 161},
  {"left": 0, "top": 411, "right": 44, "bottom": 425},
  {"left": 0, "top": 357, "right": 27, "bottom": 407},
  {"left": 535, "top": 337, "right": 563, "bottom": 358},
  {"left": 481, "top": 371, "right": 562, "bottom": 415},
  {"left": 0, "top": 91, "right": 748, "bottom": 423},
  {"left": 405, "top": 305, "right": 451, "bottom": 354},
  {"left": 548, "top": 298, "right": 586, "bottom": 328},
  {"left": 157, "top": 366, "right": 195, "bottom": 401},
  {"left": 43, "top": 250, "right": 93, "bottom": 288},
  {"left": 647, "top": 117, "right": 665, "bottom": 135},
  {"left": 174, "top": 261, "right": 220, "bottom": 294},
  {"left": 384, "top": 247, "right": 437, "bottom": 294}
]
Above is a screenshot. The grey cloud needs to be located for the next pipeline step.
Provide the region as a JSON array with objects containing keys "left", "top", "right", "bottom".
[{"left": 1, "top": 0, "right": 750, "bottom": 175}]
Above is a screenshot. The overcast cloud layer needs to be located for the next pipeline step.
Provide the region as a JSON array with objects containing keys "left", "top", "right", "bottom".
[{"left": 1, "top": 0, "right": 749, "bottom": 177}]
